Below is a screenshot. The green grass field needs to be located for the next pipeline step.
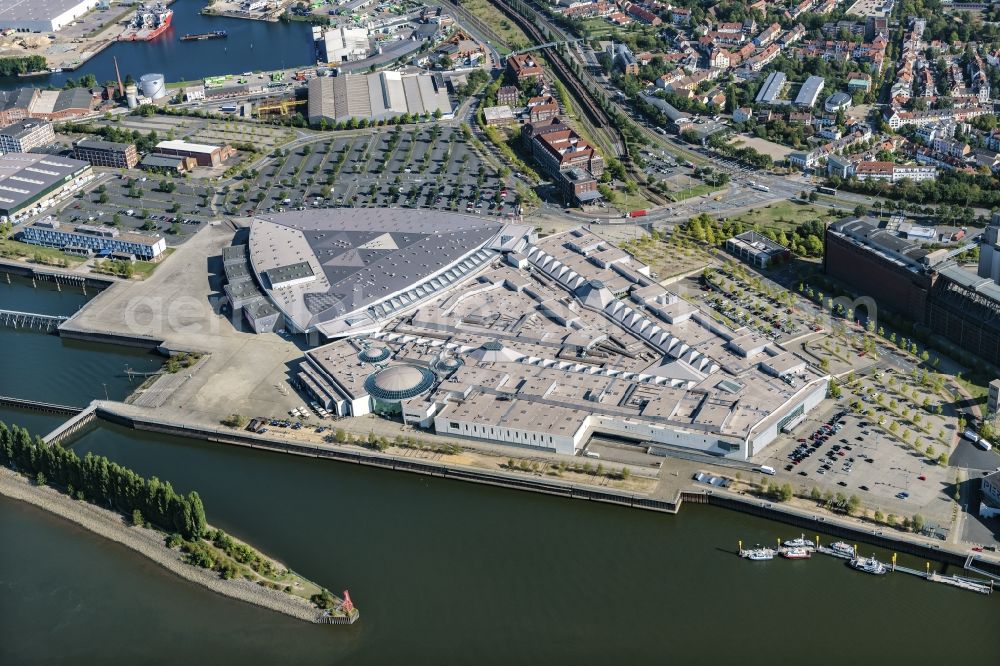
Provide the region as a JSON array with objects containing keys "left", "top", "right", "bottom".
[
  {"left": 720, "top": 201, "right": 839, "bottom": 231},
  {"left": 669, "top": 183, "right": 723, "bottom": 201},
  {"left": 462, "top": 0, "right": 531, "bottom": 49},
  {"left": 0, "top": 238, "right": 82, "bottom": 267},
  {"left": 615, "top": 190, "right": 654, "bottom": 211}
]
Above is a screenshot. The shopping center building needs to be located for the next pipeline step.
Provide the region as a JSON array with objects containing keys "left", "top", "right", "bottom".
[{"left": 235, "top": 210, "right": 829, "bottom": 459}]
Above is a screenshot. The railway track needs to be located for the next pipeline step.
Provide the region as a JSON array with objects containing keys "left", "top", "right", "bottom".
[{"left": 489, "top": 0, "right": 624, "bottom": 157}]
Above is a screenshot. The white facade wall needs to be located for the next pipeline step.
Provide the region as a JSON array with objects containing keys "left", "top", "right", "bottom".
[
  {"left": 589, "top": 415, "right": 744, "bottom": 457},
  {"left": 748, "top": 379, "right": 828, "bottom": 456},
  {"left": 433, "top": 414, "right": 584, "bottom": 455},
  {"left": 0, "top": 0, "right": 99, "bottom": 32}
]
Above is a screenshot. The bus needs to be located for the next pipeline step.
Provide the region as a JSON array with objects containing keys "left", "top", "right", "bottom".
[{"left": 817, "top": 186, "right": 838, "bottom": 196}]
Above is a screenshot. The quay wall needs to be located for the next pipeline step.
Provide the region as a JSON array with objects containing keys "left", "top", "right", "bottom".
[
  {"left": 94, "top": 407, "right": 682, "bottom": 514},
  {"left": 57, "top": 328, "right": 165, "bottom": 350},
  {"left": 699, "top": 493, "right": 1000, "bottom": 574},
  {"left": 0, "top": 261, "right": 114, "bottom": 290},
  {"left": 91, "top": 407, "right": 1000, "bottom": 576}
]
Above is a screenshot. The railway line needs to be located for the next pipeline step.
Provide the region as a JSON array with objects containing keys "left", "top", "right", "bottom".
[{"left": 489, "top": 0, "right": 625, "bottom": 158}]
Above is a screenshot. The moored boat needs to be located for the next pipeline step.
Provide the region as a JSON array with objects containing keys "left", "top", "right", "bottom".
[
  {"left": 180, "top": 30, "right": 228, "bottom": 42},
  {"left": 781, "top": 547, "right": 812, "bottom": 560},
  {"left": 783, "top": 534, "right": 815, "bottom": 549},
  {"left": 741, "top": 547, "right": 776, "bottom": 561},
  {"left": 119, "top": 3, "right": 172, "bottom": 42},
  {"left": 849, "top": 555, "right": 888, "bottom": 575},
  {"left": 829, "top": 541, "right": 854, "bottom": 557}
]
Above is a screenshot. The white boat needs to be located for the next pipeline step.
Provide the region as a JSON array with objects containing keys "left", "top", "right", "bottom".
[
  {"left": 783, "top": 534, "right": 815, "bottom": 549},
  {"left": 850, "top": 555, "right": 888, "bottom": 575},
  {"left": 781, "top": 547, "right": 813, "bottom": 560},
  {"left": 741, "top": 547, "right": 776, "bottom": 561},
  {"left": 829, "top": 541, "right": 854, "bottom": 557}
]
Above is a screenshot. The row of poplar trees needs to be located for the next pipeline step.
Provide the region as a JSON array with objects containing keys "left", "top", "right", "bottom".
[{"left": 0, "top": 422, "right": 206, "bottom": 540}]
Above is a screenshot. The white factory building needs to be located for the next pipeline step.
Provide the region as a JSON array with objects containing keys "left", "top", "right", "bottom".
[
  {"left": 313, "top": 25, "right": 372, "bottom": 63},
  {"left": 0, "top": 0, "right": 100, "bottom": 33}
]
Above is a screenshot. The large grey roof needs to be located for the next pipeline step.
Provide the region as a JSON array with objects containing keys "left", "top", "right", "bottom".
[
  {"left": 0, "top": 152, "right": 90, "bottom": 213},
  {"left": 54, "top": 88, "right": 93, "bottom": 113},
  {"left": 639, "top": 93, "right": 690, "bottom": 122},
  {"left": 76, "top": 137, "right": 133, "bottom": 153},
  {"left": 937, "top": 263, "right": 1000, "bottom": 303},
  {"left": 0, "top": 88, "right": 37, "bottom": 112},
  {"left": 0, "top": 119, "right": 49, "bottom": 139},
  {"left": 248, "top": 209, "right": 505, "bottom": 334},
  {"left": 0, "top": 0, "right": 90, "bottom": 21},
  {"left": 829, "top": 217, "right": 929, "bottom": 267}
]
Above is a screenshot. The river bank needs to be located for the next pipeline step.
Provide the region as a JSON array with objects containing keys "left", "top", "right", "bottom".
[
  {"left": 91, "top": 402, "right": 1000, "bottom": 575},
  {"left": 0, "top": 466, "right": 330, "bottom": 624}
]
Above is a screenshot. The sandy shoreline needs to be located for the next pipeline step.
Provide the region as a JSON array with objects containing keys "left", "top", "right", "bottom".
[{"left": 0, "top": 467, "right": 323, "bottom": 623}]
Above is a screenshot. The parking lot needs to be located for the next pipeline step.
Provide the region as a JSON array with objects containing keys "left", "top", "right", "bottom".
[
  {"left": 761, "top": 402, "right": 956, "bottom": 530},
  {"left": 222, "top": 125, "right": 520, "bottom": 218},
  {"left": 697, "top": 263, "right": 814, "bottom": 343},
  {"left": 48, "top": 173, "right": 215, "bottom": 245}
]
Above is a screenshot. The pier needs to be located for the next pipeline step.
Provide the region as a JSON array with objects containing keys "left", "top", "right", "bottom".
[
  {"left": 0, "top": 395, "right": 84, "bottom": 416},
  {"left": 0, "top": 309, "right": 69, "bottom": 332},
  {"left": 43, "top": 403, "right": 99, "bottom": 446},
  {"left": 964, "top": 554, "right": 1000, "bottom": 582},
  {"left": 748, "top": 540, "right": 994, "bottom": 595}
]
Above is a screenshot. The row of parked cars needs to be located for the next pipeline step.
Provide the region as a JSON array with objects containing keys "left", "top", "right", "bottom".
[{"left": 785, "top": 411, "right": 853, "bottom": 475}]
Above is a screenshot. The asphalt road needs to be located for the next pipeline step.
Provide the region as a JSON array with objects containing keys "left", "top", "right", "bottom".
[{"left": 951, "top": 439, "right": 1000, "bottom": 471}]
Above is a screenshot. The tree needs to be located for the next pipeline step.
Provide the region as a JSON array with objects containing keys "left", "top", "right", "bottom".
[
  {"left": 847, "top": 494, "right": 861, "bottom": 515},
  {"left": 221, "top": 413, "right": 247, "bottom": 428},
  {"left": 132, "top": 508, "right": 144, "bottom": 526},
  {"left": 779, "top": 483, "right": 793, "bottom": 502},
  {"left": 911, "top": 514, "right": 925, "bottom": 533}
]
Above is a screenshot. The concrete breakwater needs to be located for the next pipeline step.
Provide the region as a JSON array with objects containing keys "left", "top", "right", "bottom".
[{"left": 91, "top": 404, "right": 1000, "bottom": 576}]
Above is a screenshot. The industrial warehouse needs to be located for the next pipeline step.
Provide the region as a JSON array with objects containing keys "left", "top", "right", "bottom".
[
  {"left": 0, "top": 152, "right": 93, "bottom": 221},
  {"left": 222, "top": 209, "right": 829, "bottom": 459},
  {"left": 306, "top": 71, "right": 453, "bottom": 124},
  {"left": 0, "top": 0, "right": 98, "bottom": 33},
  {"left": 824, "top": 215, "right": 1000, "bottom": 365}
]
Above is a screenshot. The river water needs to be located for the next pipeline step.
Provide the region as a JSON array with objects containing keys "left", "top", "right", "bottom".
[
  {"left": 0, "top": 0, "right": 315, "bottom": 91},
  {"left": 1, "top": 282, "right": 999, "bottom": 664}
]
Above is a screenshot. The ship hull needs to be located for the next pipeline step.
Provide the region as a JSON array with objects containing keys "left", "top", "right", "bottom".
[{"left": 118, "top": 10, "right": 172, "bottom": 42}]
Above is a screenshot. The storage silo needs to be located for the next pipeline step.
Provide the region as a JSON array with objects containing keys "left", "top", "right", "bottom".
[
  {"left": 138, "top": 73, "right": 166, "bottom": 100},
  {"left": 125, "top": 84, "right": 139, "bottom": 109}
]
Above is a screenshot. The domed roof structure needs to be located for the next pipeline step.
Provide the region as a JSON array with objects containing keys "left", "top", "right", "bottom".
[
  {"left": 359, "top": 346, "right": 392, "bottom": 363},
  {"left": 364, "top": 364, "right": 436, "bottom": 401}
]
